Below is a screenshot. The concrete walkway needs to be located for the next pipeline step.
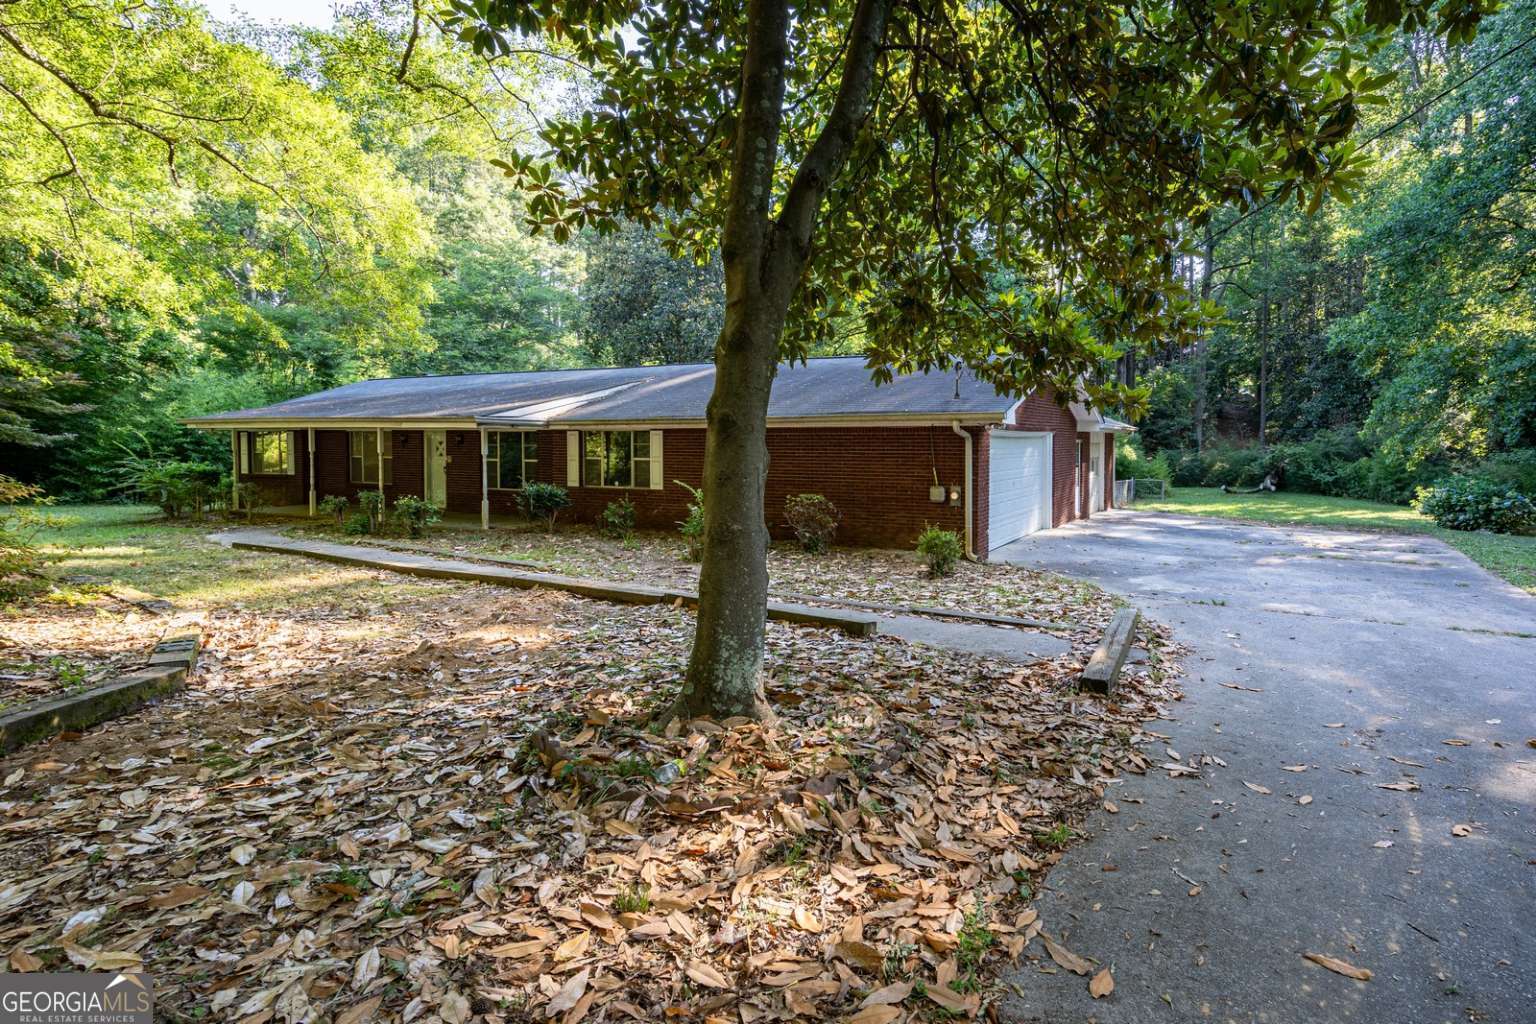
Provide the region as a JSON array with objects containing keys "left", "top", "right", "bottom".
[
  {"left": 216, "top": 528, "right": 1068, "bottom": 663},
  {"left": 992, "top": 510, "right": 1536, "bottom": 1024}
]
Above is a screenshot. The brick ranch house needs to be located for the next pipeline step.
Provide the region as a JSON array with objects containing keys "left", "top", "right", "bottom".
[{"left": 186, "top": 357, "right": 1132, "bottom": 558}]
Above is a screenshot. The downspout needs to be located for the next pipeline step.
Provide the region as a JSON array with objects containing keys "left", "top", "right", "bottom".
[{"left": 950, "top": 421, "right": 977, "bottom": 561}]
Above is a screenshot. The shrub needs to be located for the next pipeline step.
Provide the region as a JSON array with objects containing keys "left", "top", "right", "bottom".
[
  {"left": 1199, "top": 443, "right": 1277, "bottom": 489},
  {"left": 784, "top": 493, "right": 839, "bottom": 553},
  {"left": 392, "top": 496, "right": 442, "bottom": 538},
  {"left": 1266, "top": 428, "right": 1366, "bottom": 495},
  {"left": 915, "top": 524, "right": 963, "bottom": 577},
  {"left": 1414, "top": 478, "right": 1536, "bottom": 535},
  {"left": 233, "top": 481, "right": 262, "bottom": 519},
  {"left": 342, "top": 512, "right": 372, "bottom": 536},
  {"left": 599, "top": 497, "right": 637, "bottom": 539},
  {"left": 1114, "top": 438, "right": 1172, "bottom": 485},
  {"left": 676, "top": 480, "right": 705, "bottom": 561},
  {"left": 357, "top": 490, "right": 386, "bottom": 533},
  {"left": 126, "top": 459, "right": 224, "bottom": 519},
  {"left": 1168, "top": 448, "right": 1208, "bottom": 487},
  {"left": 318, "top": 494, "right": 349, "bottom": 526},
  {"left": 519, "top": 482, "right": 572, "bottom": 530},
  {"left": 1334, "top": 451, "right": 1443, "bottom": 505},
  {"left": 1, "top": 476, "right": 52, "bottom": 604},
  {"left": 1470, "top": 449, "right": 1536, "bottom": 496}
]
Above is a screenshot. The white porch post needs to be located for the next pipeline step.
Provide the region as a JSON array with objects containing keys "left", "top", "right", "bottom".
[
  {"left": 479, "top": 428, "right": 490, "bottom": 530},
  {"left": 229, "top": 430, "right": 239, "bottom": 512},
  {"left": 307, "top": 428, "right": 316, "bottom": 516},
  {"left": 375, "top": 427, "right": 385, "bottom": 505}
]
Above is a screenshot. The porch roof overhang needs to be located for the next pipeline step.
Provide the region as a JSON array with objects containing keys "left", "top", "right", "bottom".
[{"left": 1069, "top": 403, "right": 1137, "bottom": 433}]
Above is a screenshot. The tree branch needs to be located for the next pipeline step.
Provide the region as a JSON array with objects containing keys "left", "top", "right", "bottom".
[{"left": 771, "top": 0, "right": 892, "bottom": 286}]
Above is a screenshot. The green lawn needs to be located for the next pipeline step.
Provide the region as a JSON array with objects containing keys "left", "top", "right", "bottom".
[
  {"left": 13, "top": 504, "right": 445, "bottom": 610},
  {"left": 1134, "top": 487, "right": 1536, "bottom": 594}
]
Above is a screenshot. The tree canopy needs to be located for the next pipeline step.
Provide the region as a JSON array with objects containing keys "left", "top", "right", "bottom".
[
  {"left": 441, "top": 0, "right": 1493, "bottom": 718},
  {"left": 1127, "top": 0, "right": 1535, "bottom": 502}
]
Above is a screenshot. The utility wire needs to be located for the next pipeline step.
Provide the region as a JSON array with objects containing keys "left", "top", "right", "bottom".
[{"left": 1212, "top": 28, "right": 1536, "bottom": 243}]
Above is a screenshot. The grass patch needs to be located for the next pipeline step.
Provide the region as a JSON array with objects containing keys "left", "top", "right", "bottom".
[
  {"left": 14, "top": 504, "right": 449, "bottom": 610},
  {"left": 1136, "top": 488, "right": 1536, "bottom": 593},
  {"left": 613, "top": 884, "right": 651, "bottom": 914}
]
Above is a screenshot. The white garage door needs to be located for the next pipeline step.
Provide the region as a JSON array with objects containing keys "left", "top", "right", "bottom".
[{"left": 988, "top": 432, "right": 1051, "bottom": 550}]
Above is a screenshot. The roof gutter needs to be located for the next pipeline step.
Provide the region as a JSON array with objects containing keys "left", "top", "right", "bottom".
[{"left": 951, "top": 421, "right": 977, "bottom": 561}]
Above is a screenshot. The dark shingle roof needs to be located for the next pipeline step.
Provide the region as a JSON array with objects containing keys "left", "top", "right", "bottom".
[{"left": 186, "top": 357, "right": 1017, "bottom": 426}]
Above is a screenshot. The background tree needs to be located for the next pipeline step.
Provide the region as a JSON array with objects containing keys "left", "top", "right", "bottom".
[
  {"left": 1125, "top": 0, "right": 1534, "bottom": 502},
  {"left": 452, "top": 0, "right": 1490, "bottom": 719},
  {"left": 579, "top": 223, "right": 724, "bottom": 366}
]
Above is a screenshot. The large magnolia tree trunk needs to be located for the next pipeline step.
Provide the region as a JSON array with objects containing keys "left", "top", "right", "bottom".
[
  {"left": 673, "top": 305, "right": 785, "bottom": 720},
  {"left": 669, "top": 0, "right": 890, "bottom": 721}
]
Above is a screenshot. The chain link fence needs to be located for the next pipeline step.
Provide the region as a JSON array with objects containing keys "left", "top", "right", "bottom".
[{"left": 1116, "top": 478, "right": 1168, "bottom": 505}]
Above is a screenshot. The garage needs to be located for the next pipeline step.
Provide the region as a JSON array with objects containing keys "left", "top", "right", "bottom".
[{"left": 988, "top": 431, "right": 1052, "bottom": 549}]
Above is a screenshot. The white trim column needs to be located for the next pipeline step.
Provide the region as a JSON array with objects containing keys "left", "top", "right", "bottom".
[
  {"left": 230, "top": 430, "right": 239, "bottom": 513},
  {"left": 479, "top": 428, "right": 490, "bottom": 530},
  {"left": 375, "top": 427, "right": 386, "bottom": 504},
  {"left": 307, "top": 428, "right": 316, "bottom": 516}
]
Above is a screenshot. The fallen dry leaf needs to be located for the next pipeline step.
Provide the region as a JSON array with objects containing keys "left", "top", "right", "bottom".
[
  {"left": 0, "top": 524, "right": 1186, "bottom": 1023},
  {"left": 1244, "top": 781, "right": 1272, "bottom": 795},
  {"left": 335, "top": 996, "right": 382, "bottom": 1024},
  {"left": 546, "top": 967, "right": 591, "bottom": 1015},
  {"left": 1304, "top": 952, "right": 1372, "bottom": 981},
  {"left": 1042, "top": 934, "right": 1094, "bottom": 976},
  {"left": 1089, "top": 966, "right": 1115, "bottom": 998},
  {"left": 1451, "top": 824, "right": 1473, "bottom": 837},
  {"left": 1298, "top": 795, "right": 1314, "bottom": 806},
  {"left": 685, "top": 960, "right": 730, "bottom": 989},
  {"left": 1376, "top": 779, "right": 1421, "bottom": 792},
  {"left": 860, "top": 982, "right": 912, "bottom": 1008}
]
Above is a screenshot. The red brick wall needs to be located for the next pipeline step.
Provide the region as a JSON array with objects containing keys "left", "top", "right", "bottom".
[
  {"left": 309, "top": 429, "right": 424, "bottom": 506},
  {"left": 430, "top": 425, "right": 968, "bottom": 548},
  {"left": 286, "top": 416, "right": 1104, "bottom": 551}
]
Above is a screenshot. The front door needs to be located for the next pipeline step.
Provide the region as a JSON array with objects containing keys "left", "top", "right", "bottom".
[{"left": 424, "top": 429, "right": 448, "bottom": 506}]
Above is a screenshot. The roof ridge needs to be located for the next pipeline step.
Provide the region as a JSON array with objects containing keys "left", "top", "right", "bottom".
[{"left": 344, "top": 355, "right": 869, "bottom": 386}]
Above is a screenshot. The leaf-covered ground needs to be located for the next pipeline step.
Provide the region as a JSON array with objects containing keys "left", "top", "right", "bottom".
[
  {"left": 288, "top": 519, "right": 1120, "bottom": 629},
  {"left": 1, "top": 508, "right": 1184, "bottom": 1022}
]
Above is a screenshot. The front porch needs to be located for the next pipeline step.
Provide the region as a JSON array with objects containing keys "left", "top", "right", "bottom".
[{"left": 225, "top": 426, "right": 504, "bottom": 529}]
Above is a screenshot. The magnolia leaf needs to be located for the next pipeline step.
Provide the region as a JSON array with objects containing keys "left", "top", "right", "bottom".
[
  {"left": 1041, "top": 934, "right": 1093, "bottom": 976},
  {"left": 1304, "top": 953, "right": 1372, "bottom": 981},
  {"left": 546, "top": 967, "right": 591, "bottom": 1016},
  {"left": 685, "top": 959, "right": 730, "bottom": 989}
]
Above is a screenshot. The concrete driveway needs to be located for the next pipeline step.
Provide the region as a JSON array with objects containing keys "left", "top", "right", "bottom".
[{"left": 991, "top": 510, "right": 1536, "bottom": 1024}]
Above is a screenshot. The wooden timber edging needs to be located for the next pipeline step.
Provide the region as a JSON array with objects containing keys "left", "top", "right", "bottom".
[
  {"left": 769, "top": 591, "right": 1075, "bottom": 632},
  {"left": 1078, "top": 607, "right": 1140, "bottom": 695},
  {"left": 0, "top": 633, "right": 201, "bottom": 754},
  {"left": 229, "top": 537, "right": 880, "bottom": 637}
]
